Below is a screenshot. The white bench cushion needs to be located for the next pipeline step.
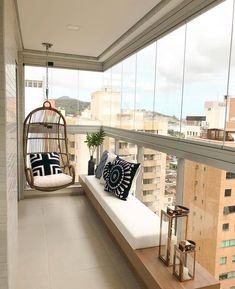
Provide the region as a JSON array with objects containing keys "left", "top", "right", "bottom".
[{"left": 85, "top": 176, "right": 161, "bottom": 249}]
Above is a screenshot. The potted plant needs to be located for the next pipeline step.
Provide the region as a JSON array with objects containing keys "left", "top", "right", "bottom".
[{"left": 84, "top": 128, "right": 105, "bottom": 175}]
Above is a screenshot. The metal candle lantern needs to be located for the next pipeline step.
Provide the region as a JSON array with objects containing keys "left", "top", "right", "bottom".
[
  {"left": 173, "top": 240, "right": 196, "bottom": 281},
  {"left": 159, "top": 205, "right": 189, "bottom": 266}
]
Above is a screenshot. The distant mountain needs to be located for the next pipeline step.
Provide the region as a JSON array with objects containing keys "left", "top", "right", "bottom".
[{"left": 54, "top": 96, "right": 90, "bottom": 116}]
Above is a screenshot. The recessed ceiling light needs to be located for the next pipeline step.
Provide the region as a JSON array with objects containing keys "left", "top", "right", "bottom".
[{"left": 66, "top": 24, "right": 81, "bottom": 31}]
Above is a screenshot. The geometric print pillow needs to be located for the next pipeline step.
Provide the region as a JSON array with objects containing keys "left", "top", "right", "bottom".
[
  {"left": 103, "top": 157, "right": 140, "bottom": 201},
  {"left": 30, "top": 152, "right": 62, "bottom": 176}
]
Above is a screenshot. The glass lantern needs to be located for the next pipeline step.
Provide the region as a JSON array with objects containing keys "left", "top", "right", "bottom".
[
  {"left": 159, "top": 205, "right": 189, "bottom": 266},
  {"left": 173, "top": 240, "right": 196, "bottom": 282}
]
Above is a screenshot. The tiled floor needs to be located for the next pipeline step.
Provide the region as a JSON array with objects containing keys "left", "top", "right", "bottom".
[{"left": 17, "top": 195, "right": 144, "bottom": 289}]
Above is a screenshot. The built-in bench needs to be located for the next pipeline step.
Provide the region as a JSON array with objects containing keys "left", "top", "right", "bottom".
[
  {"left": 79, "top": 175, "right": 220, "bottom": 289},
  {"left": 85, "top": 175, "right": 161, "bottom": 249}
]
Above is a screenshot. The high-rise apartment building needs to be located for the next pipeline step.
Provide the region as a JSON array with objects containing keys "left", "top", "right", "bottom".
[{"left": 184, "top": 98, "right": 235, "bottom": 289}]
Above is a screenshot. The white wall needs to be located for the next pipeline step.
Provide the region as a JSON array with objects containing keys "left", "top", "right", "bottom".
[{"left": 0, "top": 0, "right": 22, "bottom": 288}]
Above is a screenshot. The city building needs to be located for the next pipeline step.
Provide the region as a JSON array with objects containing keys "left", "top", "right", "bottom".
[
  {"left": 185, "top": 116, "right": 207, "bottom": 138},
  {"left": 184, "top": 98, "right": 235, "bottom": 289}
]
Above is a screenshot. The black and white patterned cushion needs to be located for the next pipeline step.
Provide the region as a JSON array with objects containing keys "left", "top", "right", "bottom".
[
  {"left": 30, "top": 152, "right": 62, "bottom": 177},
  {"left": 103, "top": 157, "right": 140, "bottom": 200},
  {"left": 95, "top": 150, "right": 108, "bottom": 179}
]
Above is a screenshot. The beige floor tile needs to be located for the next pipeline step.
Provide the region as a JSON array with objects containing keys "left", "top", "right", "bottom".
[
  {"left": 16, "top": 272, "right": 51, "bottom": 289},
  {"left": 18, "top": 199, "right": 44, "bottom": 226},
  {"left": 41, "top": 196, "right": 90, "bottom": 221},
  {"left": 18, "top": 246, "right": 48, "bottom": 276},
  {"left": 45, "top": 215, "right": 95, "bottom": 244},
  {"left": 18, "top": 223, "right": 46, "bottom": 251},
  {"left": 48, "top": 237, "right": 112, "bottom": 273},
  {"left": 51, "top": 266, "right": 126, "bottom": 289},
  {"left": 121, "top": 274, "right": 144, "bottom": 289}
]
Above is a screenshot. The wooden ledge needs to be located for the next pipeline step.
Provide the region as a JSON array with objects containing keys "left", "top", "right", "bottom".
[{"left": 79, "top": 175, "right": 220, "bottom": 289}]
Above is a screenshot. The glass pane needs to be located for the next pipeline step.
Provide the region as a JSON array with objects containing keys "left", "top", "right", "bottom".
[
  {"left": 225, "top": 0, "right": 235, "bottom": 149},
  {"left": 121, "top": 54, "right": 137, "bottom": 129},
  {"left": 183, "top": 0, "right": 232, "bottom": 146},
  {"left": 25, "top": 66, "right": 45, "bottom": 116},
  {"left": 135, "top": 43, "right": 156, "bottom": 131},
  {"left": 110, "top": 63, "right": 122, "bottom": 127},
  {"left": 155, "top": 26, "right": 186, "bottom": 137}
]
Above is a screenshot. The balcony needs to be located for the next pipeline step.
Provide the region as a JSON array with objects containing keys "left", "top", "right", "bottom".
[
  {"left": 20, "top": 124, "right": 235, "bottom": 288},
  {"left": 3, "top": 0, "right": 235, "bottom": 288}
]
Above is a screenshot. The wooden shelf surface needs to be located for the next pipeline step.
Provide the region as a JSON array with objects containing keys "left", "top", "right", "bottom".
[{"left": 136, "top": 246, "right": 220, "bottom": 289}]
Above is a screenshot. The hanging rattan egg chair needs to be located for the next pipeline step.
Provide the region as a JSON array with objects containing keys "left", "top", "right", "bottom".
[
  {"left": 23, "top": 100, "right": 75, "bottom": 191},
  {"left": 23, "top": 42, "right": 75, "bottom": 191}
]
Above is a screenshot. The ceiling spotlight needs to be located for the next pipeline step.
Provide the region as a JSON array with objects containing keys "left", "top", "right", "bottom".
[{"left": 66, "top": 24, "right": 81, "bottom": 31}]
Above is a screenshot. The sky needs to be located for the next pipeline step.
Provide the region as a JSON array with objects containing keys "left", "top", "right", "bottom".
[{"left": 25, "top": 0, "right": 235, "bottom": 119}]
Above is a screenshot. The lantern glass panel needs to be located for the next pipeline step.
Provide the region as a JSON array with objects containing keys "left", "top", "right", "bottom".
[
  {"left": 159, "top": 211, "right": 170, "bottom": 262},
  {"left": 185, "top": 251, "right": 195, "bottom": 280},
  {"left": 173, "top": 247, "right": 182, "bottom": 277},
  {"left": 174, "top": 215, "right": 188, "bottom": 242}
]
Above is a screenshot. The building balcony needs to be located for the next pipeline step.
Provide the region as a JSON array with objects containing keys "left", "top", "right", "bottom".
[
  {"left": 143, "top": 194, "right": 156, "bottom": 203},
  {"left": 143, "top": 160, "right": 159, "bottom": 167},
  {"left": 143, "top": 183, "right": 158, "bottom": 191},
  {"left": 144, "top": 148, "right": 157, "bottom": 154},
  {"left": 143, "top": 172, "right": 157, "bottom": 179}
]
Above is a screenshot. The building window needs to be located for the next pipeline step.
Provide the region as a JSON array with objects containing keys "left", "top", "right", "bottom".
[
  {"left": 143, "top": 190, "right": 152, "bottom": 196},
  {"left": 223, "top": 223, "right": 229, "bottom": 231},
  {"left": 155, "top": 177, "right": 160, "bottom": 183},
  {"left": 225, "top": 189, "right": 232, "bottom": 197},
  {"left": 224, "top": 206, "right": 235, "bottom": 215},
  {"left": 144, "top": 167, "right": 155, "bottom": 173},
  {"left": 143, "top": 179, "right": 152, "bottom": 184},
  {"left": 226, "top": 172, "right": 235, "bottom": 179},
  {"left": 220, "top": 256, "right": 227, "bottom": 265},
  {"left": 232, "top": 255, "right": 235, "bottom": 263},
  {"left": 219, "top": 271, "right": 235, "bottom": 280},
  {"left": 69, "top": 154, "right": 75, "bottom": 161},
  {"left": 144, "top": 154, "right": 155, "bottom": 161},
  {"left": 221, "top": 239, "right": 235, "bottom": 248}
]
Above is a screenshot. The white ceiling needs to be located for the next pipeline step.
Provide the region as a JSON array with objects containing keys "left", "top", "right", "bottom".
[{"left": 16, "top": 0, "right": 161, "bottom": 57}]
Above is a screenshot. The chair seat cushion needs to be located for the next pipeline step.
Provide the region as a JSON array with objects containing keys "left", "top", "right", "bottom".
[{"left": 34, "top": 173, "right": 72, "bottom": 188}]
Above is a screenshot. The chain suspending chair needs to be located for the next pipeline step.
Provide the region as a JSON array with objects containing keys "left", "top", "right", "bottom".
[{"left": 23, "top": 43, "right": 75, "bottom": 191}]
